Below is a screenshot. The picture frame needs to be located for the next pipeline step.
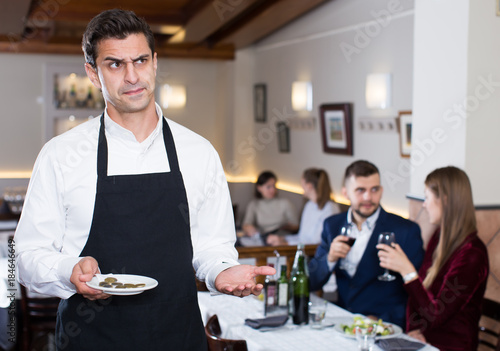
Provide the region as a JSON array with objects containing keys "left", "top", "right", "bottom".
[
  {"left": 319, "top": 103, "right": 353, "bottom": 155},
  {"left": 253, "top": 83, "right": 267, "bottom": 122},
  {"left": 277, "top": 121, "right": 290, "bottom": 153},
  {"left": 497, "top": 0, "right": 500, "bottom": 16},
  {"left": 397, "top": 110, "right": 413, "bottom": 158}
]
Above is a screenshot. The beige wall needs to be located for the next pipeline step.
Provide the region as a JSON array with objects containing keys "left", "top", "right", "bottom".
[{"left": 229, "top": 0, "right": 416, "bottom": 217}]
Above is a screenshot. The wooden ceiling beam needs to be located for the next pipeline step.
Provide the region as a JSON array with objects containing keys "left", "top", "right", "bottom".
[
  {"left": 221, "top": 0, "right": 331, "bottom": 49},
  {"left": 169, "top": 0, "right": 262, "bottom": 44},
  {"left": 26, "top": 1, "right": 187, "bottom": 26},
  {"left": 0, "top": 40, "right": 234, "bottom": 60},
  {"left": 203, "top": 0, "right": 280, "bottom": 47}
]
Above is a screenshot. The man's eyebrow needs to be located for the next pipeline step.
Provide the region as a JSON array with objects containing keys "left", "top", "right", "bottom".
[{"left": 103, "top": 54, "right": 150, "bottom": 63}]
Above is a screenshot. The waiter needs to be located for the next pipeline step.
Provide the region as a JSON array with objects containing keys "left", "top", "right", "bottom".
[{"left": 15, "top": 9, "right": 274, "bottom": 350}]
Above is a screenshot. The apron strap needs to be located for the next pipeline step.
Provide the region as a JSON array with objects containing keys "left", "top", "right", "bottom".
[
  {"left": 97, "top": 115, "right": 180, "bottom": 177},
  {"left": 161, "top": 117, "right": 181, "bottom": 174}
]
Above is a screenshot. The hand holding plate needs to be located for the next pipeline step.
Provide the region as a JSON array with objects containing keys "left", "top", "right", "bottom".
[{"left": 71, "top": 256, "right": 110, "bottom": 300}]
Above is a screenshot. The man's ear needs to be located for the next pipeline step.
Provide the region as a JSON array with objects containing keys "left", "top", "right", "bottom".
[
  {"left": 341, "top": 186, "right": 347, "bottom": 199},
  {"left": 153, "top": 52, "right": 157, "bottom": 76},
  {"left": 85, "top": 63, "right": 102, "bottom": 90}
]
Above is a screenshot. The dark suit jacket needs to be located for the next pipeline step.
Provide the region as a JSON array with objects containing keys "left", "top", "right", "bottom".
[{"left": 309, "top": 207, "right": 424, "bottom": 328}]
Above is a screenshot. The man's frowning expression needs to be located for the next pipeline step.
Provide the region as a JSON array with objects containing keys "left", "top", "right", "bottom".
[{"left": 86, "top": 33, "right": 157, "bottom": 116}]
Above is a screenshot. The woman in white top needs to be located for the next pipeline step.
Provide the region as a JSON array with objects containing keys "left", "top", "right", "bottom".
[
  {"left": 267, "top": 168, "right": 340, "bottom": 246},
  {"left": 242, "top": 171, "right": 299, "bottom": 237}
]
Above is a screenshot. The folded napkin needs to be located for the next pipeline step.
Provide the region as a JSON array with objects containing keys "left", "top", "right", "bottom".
[
  {"left": 377, "top": 338, "right": 425, "bottom": 351},
  {"left": 244, "top": 315, "right": 288, "bottom": 329}
]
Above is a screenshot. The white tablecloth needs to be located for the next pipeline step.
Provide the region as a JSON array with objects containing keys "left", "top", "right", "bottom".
[{"left": 197, "top": 292, "right": 439, "bottom": 351}]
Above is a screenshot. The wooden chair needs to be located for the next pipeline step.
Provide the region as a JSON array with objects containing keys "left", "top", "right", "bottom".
[
  {"left": 478, "top": 298, "right": 500, "bottom": 350},
  {"left": 20, "top": 285, "right": 60, "bottom": 351},
  {"left": 205, "top": 314, "right": 248, "bottom": 351}
]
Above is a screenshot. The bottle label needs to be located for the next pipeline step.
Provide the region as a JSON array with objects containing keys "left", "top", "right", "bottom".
[
  {"left": 278, "top": 283, "right": 288, "bottom": 306},
  {"left": 267, "top": 285, "right": 276, "bottom": 305}
]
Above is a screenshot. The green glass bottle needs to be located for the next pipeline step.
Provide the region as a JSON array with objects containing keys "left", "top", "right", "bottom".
[
  {"left": 290, "top": 244, "right": 309, "bottom": 325},
  {"left": 276, "top": 265, "right": 289, "bottom": 313}
]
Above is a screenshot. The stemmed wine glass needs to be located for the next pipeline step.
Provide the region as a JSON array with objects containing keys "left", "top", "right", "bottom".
[
  {"left": 338, "top": 223, "right": 356, "bottom": 271},
  {"left": 377, "top": 232, "right": 396, "bottom": 281}
]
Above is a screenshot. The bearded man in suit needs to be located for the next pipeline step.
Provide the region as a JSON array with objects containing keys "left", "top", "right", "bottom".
[{"left": 309, "top": 160, "right": 424, "bottom": 328}]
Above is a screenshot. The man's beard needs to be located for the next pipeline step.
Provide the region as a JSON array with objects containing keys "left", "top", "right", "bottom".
[{"left": 354, "top": 205, "right": 378, "bottom": 219}]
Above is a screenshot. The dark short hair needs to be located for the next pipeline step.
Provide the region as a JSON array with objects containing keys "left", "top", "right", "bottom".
[
  {"left": 82, "top": 9, "right": 155, "bottom": 68},
  {"left": 255, "top": 171, "right": 277, "bottom": 198},
  {"left": 343, "top": 160, "right": 379, "bottom": 185}
]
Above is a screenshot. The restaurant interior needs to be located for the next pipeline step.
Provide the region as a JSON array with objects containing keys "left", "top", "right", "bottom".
[{"left": 0, "top": 0, "right": 500, "bottom": 350}]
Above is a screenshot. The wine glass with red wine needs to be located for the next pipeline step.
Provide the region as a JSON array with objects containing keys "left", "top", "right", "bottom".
[
  {"left": 338, "top": 224, "right": 356, "bottom": 271},
  {"left": 377, "top": 232, "right": 396, "bottom": 281}
]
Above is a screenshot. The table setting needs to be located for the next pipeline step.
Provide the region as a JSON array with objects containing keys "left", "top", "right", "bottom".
[{"left": 197, "top": 291, "right": 438, "bottom": 351}]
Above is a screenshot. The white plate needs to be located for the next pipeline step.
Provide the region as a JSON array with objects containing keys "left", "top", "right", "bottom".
[
  {"left": 333, "top": 316, "right": 402, "bottom": 340},
  {"left": 86, "top": 274, "right": 158, "bottom": 296}
]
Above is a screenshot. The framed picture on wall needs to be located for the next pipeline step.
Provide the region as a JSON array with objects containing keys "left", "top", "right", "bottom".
[
  {"left": 254, "top": 83, "right": 267, "bottom": 122},
  {"left": 277, "top": 121, "right": 290, "bottom": 153},
  {"left": 397, "top": 110, "right": 412, "bottom": 158},
  {"left": 319, "top": 103, "right": 353, "bottom": 155}
]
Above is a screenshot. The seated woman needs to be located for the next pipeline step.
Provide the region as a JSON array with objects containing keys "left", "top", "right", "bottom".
[
  {"left": 377, "top": 166, "right": 489, "bottom": 351},
  {"left": 266, "top": 168, "right": 340, "bottom": 246},
  {"left": 242, "top": 171, "right": 299, "bottom": 240}
]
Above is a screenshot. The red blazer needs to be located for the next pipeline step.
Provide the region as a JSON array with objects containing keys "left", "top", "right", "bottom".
[{"left": 405, "top": 230, "right": 489, "bottom": 351}]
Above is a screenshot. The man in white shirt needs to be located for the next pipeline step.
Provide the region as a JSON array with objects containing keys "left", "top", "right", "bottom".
[
  {"left": 309, "top": 160, "right": 424, "bottom": 328},
  {"left": 15, "top": 9, "right": 273, "bottom": 350}
]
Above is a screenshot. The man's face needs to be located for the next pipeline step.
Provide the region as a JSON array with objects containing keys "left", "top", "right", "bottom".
[
  {"left": 342, "top": 173, "right": 383, "bottom": 219},
  {"left": 85, "top": 33, "right": 157, "bottom": 116}
]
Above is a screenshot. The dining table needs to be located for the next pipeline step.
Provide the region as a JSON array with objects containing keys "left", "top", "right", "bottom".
[{"left": 197, "top": 291, "right": 439, "bottom": 351}]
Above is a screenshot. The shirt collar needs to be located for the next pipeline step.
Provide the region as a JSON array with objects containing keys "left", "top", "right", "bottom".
[
  {"left": 103, "top": 103, "right": 163, "bottom": 148},
  {"left": 347, "top": 206, "right": 381, "bottom": 231}
]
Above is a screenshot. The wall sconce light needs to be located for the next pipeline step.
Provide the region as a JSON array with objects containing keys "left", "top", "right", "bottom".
[
  {"left": 160, "top": 84, "right": 186, "bottom": 109},
  {"left": 291, "top": 81, "right": 312, "bottom": 111},
  {"left": 365, "top": 73, "right": 391, "bottom": 109}
]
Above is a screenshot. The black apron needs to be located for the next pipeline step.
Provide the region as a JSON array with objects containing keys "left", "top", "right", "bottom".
[{"left": 56, "top": 116, "right": 207, "bottom": 351}]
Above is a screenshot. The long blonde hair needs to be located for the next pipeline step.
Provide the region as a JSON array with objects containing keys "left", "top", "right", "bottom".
[
  {"left": 303, "top": 168, "right": 333, "bottom": 210},
  {"left": 422, "top": 166, "right": 476, "bottom": 288}
]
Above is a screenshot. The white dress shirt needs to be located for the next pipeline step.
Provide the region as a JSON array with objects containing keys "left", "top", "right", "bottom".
[
  {"left": 327, "top": 207, "right": 381, "bottom": 277},
  {"left": 286, "top": 200, "right": 340, "bottom": 245},
  {"left": 15, "top": 103, "right": 239, "bottom": 298}
]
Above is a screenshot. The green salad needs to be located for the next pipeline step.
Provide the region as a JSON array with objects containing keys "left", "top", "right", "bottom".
[{"left": 341, "top": 316, "right": 394, "bottom": 336}]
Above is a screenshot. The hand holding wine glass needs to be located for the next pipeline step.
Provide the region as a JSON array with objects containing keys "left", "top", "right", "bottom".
[
  {"left": 377, "top": 240, "right": 417, "bottom": 281},
  {"left": 377, "top": 232, "right": 396, "bottom": 281},
  {"left": 338, "top": 224, "right": 356, "bottom": 270}
]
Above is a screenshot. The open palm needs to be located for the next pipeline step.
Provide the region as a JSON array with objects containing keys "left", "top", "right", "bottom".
[{"left": 215, "top": 264, "right": 276, "bottom": 297}]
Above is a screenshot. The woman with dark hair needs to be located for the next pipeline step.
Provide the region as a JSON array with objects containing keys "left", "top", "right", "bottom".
[
  {"left": 242, "top": 171, "right": 299, "bottom": 238},
  {"left": 267, "top": 168, "right": 340, "bottom": 246},
  {"left": 377, "top": 166, "right": 489, "bottom": 351}
]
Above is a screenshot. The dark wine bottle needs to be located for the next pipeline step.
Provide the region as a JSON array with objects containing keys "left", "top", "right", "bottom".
[
  {"left": 290, "top": 244, "right": 309, "bottom": 324},
  {"left": 264, "top": 263, "right": 276, "bottom": 316}
]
